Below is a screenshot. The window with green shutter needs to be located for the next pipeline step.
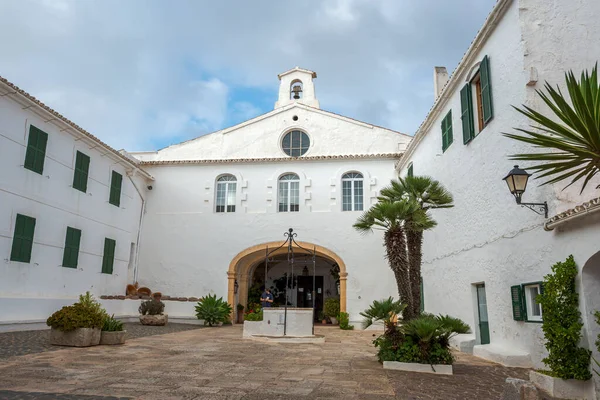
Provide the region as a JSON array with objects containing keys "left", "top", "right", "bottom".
[
  {"left": 407, "top": 163, "right": 413, "bottom": 177},
  {"left": 102, "top": 238, "right": 116, "bottom": 274},
  {"left": 109, "top": 171, "right": 122, "bottom": 207},
  {"left": 510, "top": 285, "right": 526, "bottom": 321},
  {"left": 24, "top": 125, "right": 48, "bottom": 174},
  {"left": 72, "top": 151, "right": 90, "bottom": 193},
  {"left": 441, "top": 110, "right": 453, "bottom": 152},
  {"left": 10, "top": 214, "right": 36, "bottom": 263},
  {"left": 480, "top": 55, "right": 493, "bottom": 124},
  {"left": 62, "top": 227, "right": 81, "bottom": 268},
  {"left": 460, "top": 83, "right": 475, "bottom": 144}
]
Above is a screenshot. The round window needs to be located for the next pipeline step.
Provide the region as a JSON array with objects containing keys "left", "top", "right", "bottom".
[{"left": 282, "top": 130, "right": 310, "bottom": 157}]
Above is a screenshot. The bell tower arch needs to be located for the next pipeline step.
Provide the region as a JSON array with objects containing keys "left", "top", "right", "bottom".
[{"left": 274, "top": 67, "right": 320, "bottom": 109}]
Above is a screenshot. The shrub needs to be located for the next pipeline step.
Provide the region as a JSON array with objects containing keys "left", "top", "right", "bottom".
[
  {"left": 244, "top": 310, "right": 263, "bottom": 321},
  {"left": 139, "top": 299, "right": 165, "bottom": 316},
  {"left": 46, "top": 292, "right": 107, "bottom": 332},
  {"left": 360, "top": 297, "right": 406, "bottom": 335},
  {"left": 195, "top": 294, "right": 233, "bottom": 326},
  {"left": 537, "top": 255, "right": 591, "bottom": 380},
  {"left": 338, "top": 312, "right": 354, "bottom": 330},
  {"left": 324, "top": 297, "right": 340, "bottom": 318},
  {"left": 237, "top": 303, "right": 244, "bottom": 311},
  {"left": 102, "top": 315, "right": 124, "bottom": 332}
]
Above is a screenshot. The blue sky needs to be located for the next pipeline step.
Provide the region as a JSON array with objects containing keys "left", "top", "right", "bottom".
[{"left": 0, "top": 0, "right": 497, "bottom": 151}]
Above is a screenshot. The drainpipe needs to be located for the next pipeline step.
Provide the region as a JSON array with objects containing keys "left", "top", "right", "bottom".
[
  {"left": 544, "top": 199, "right": 600, "bottom": 231},
  {"left": 127, "top": 171, "right": 146, "bottom": 283}
]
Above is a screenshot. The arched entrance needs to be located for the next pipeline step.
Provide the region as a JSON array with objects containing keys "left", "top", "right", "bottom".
[{"left": 227, "top": 241, "right": 347, "bottom": 320}]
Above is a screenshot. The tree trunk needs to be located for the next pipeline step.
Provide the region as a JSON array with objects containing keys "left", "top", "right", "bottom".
[
  {"left": 406, "top": 229, "right": 423, "bottom": 318},
  {"left": 384, "top": 228, "right": 413, "bottom": 320}
]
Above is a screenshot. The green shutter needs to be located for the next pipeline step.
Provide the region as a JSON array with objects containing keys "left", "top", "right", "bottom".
[
  {"left": 460, "top": 84, "right": 475, "bottom": 144},
  {"left": 109, "top": 171, "right": 122, "bottom": 207},
  {"left": 442, "top": 110, "right": 453, "bottom": 152},
  {"left": 102, "top": 238, "right": 116, "bottom": 274},
  {"left": 511, "top": 285, "right": 526, "bottom": 321},
  {"left": 62, "top": 227, "right": 81, "bottom": 268},
  {"left": 24, "top": 125, "right": 48, "bottom": 175},
  {"left": 480, "top": 55, "right": 493, "bottom": 124},
  {"left": 407, "top": 163, "right": 413, "bottom": 177},
  {"left": 10, "top": 214, "right": 36, "bottom": 263},
  {"left": 72, "top": 151, "right": 90, "bottom": 193}
]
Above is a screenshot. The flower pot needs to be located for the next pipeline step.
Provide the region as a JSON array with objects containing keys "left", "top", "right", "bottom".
[
  {"left": 237, "top": 311, "right": 244, "bottom": 324},
  {"left": 50, "top": 328, "right": 101, "bottom": 347},
  {"left": 321, "top": 319, "right": 327, "bottom": 325},
  {"left": 100, "top": 330, "right": 127, "bottom": 345},
  {"left": 330, "top": 317, "right": 338, "bottom": 325},
  {"left": 139, "top": 314, "right": 168, "bottom": 326}
]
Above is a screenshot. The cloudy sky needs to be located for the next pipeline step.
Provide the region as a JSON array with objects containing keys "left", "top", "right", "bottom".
[{"left": 0, "top": 0, "right": 496, "bottom": 151}]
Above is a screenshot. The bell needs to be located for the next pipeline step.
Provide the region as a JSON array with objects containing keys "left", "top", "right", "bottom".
[{"left": 292, "top": 85, "right": 302, "bottom": 99}]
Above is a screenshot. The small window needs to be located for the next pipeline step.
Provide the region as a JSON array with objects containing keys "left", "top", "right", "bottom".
[
  {"left": 24, "top": 125, "right": 48, "bottom": 175},
  {"left": 282, "top": 131, "right": 310, "bottom": 157},
  {"left": 109, "top": 171, "right": 123, "bottom": 207},
  {"left": 278, "top": 173, "right": 300, "bottom": 212},
  {"left": 62, "top": 227, "right": 82, "bottom": 268},
  {"left": 73, "top": 151, "right": 90, "bottom": 193},
  {"left": 511, "top": 282, "right": 543, "bottom": 322},
  {"left": 342, "top": 172, "right": 363, "bottom": 211},
  {"left": 407, "top": 163, "right": 413, "bottom": 177},
  {"left": 441, "top": 110, "right": 453, "bottom": 152},
  {"left": 216, "top": 175, "right": 237, "bottom": 213},
  {"left": 461, "top": 55, "right": 493, "bottom": 144},
  {"left": 10, "top": 214, "right": 36, "bottom": 263},
  {"left": 102, "top": 238, "right": 116, "bottom": 274}
]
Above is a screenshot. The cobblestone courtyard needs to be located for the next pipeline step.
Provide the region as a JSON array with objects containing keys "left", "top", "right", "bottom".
[{"left": 0, "top": 325, "right": 530, "bottom": 399}]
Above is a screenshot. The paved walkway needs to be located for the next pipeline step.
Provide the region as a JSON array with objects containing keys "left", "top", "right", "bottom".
[{"left": 0, "top": 325, "right": 529, "bottom": 399}]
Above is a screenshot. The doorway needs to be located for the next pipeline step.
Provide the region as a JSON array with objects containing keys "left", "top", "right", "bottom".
[
  {"left": 297, "top": 276, "right": 324, "bottom": 320},
  {"left": 476, "top": 284, "right": 490, "bottom": 345}
]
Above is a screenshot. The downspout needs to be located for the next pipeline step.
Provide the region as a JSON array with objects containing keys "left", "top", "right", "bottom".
[
  {"left": 128, "top": 171, "right": 146, "bottom": 283},
  {"left": 544, "top": 199, "right": 600, "bottom": 231}
]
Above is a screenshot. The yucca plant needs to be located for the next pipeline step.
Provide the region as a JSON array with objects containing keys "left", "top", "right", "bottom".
[
  {"left": 195, "top": 294, "right": 233, "bottom": 326},
  {"left": 504, "top": 64, "right": 600, "bottom": 193},
  {"left": 359, "top": 297, "right": 406, "bottom": 334}
]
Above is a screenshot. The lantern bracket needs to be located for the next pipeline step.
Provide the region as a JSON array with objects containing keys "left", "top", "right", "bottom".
[{"left": 518, "top": 201, "right": 548, "bottom": 218}]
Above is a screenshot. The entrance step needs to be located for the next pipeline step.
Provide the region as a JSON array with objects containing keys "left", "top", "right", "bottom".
[{"left": 473, "top": 344, "right": 532, "bottom": 368}]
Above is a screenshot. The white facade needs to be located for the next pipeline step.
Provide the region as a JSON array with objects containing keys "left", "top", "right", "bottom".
[{"left": 397, "top": 0, "right": 600, "bottom": 377}]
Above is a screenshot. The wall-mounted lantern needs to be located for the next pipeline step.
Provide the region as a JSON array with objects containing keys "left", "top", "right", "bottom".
[
  {"left": 234, "top": 279, "right": 239, "bottom": 294},
  {"left": 502, "top": 165, "right": 548, "bottom": 218}
]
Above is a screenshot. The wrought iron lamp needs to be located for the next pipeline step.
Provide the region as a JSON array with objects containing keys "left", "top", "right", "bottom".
[{"left": 502, "top": 165, "right": 548, "bottom": 218}]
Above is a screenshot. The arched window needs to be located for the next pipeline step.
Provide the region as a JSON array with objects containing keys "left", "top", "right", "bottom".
[
  {"left": 282, "top": 130, "right": 310, "bottom": 157},
  {"left": 278, "top": 173, "right": 300, "bottom": 212},
  {"left": 216, "top": 175, "right": 237, "bottom": 213},
  {"left": 342, "top": 172, "right": 363, "bottom": 211}
]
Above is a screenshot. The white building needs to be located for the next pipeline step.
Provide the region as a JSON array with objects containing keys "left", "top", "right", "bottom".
[{"left": 397, "top": 0, "right": 600, "bottom": 375}]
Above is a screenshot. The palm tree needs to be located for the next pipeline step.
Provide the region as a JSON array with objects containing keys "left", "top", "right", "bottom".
[
  {"left": 353, "top": 200, "right": 432, "bottom": 320},
  {"left": 379, "top": 177, "right": 454, "bottom": 317},
  {"left": 503, "top": 64, "right": 600, "bottom": 193},
  {"left": 359, "top": 297, "right": 406, "bottom": 336}
]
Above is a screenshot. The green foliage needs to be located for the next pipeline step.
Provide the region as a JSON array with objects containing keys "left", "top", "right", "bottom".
[
  {"left": 78, "top": 292, "right": 108, "bottom": 320},
  {"left": 46, "top": 292, "right": 107, "bottom": 332},
  {"left": 244, "top": 310, "right": 263, "bottom": 321},
  {"left": 195, "top": 294, "right": 233, "bottom": 326},
  {"left": 247, "top": 281, "right": 263, "bottom": 306},
  {"left": 237, "top": 303, "right": 244, "bottom": 311},
  {"left": 102, "top": 314, "right": 124, "bottom": 332},
  {"left": 537, "top": 255, "right": 591, "bottom": 380},
  {"left": 360, "top": 297, "right": 406, "bottom": 330},
  {"left": 594, "top": 311, "right": 600, "bottom": 377},
  {"left": 324, "top": 297, "right": 340, "bottom": 318},
  {"left": 504, "top": 64, "right": 600, "bottom": 193},
  {"left": 338, "top": 312, "right": 354, "bottom": 330},
  {"left": 138, "top": 299, "right": 165, "bottom": 316}
]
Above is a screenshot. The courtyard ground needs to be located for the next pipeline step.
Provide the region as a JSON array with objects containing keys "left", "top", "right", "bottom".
[{"left": 0, "top": 324, "right": 530, "bottom": 400}]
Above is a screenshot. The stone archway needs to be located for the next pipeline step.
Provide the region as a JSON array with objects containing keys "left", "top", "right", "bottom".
[{"left": 227, "top": 241, "right": 347, "bottom": 319}]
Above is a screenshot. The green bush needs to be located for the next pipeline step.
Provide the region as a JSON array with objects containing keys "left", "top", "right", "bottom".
[
  {"left": 139, "top": 299, "right": 165, "bottom": 315},
  {"left": 338, "top": 312, "right": 354, "bottom": 330},
  {"left": 46, "top": 292, "right": 107, "bottom": 332},
  {"left": 537, "top": 255, "right": 591, "bottom": 380},
  {"left": 324, "top": 297, "right": 340, "bottom": 318},
  {"left": 244, "top": 310, "right": 263, "bottom": 321},
  {"left": 360, "top": 297, "right": 406, "bottom": 334},
  {"left": 195, "top": 294, "right": 233, "bottom": 326},
  {"left": 102, "top": 314, "right": 124, "bottom": 332}
]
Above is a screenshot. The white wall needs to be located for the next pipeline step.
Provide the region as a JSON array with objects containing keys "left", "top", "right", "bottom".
[
  {"left": 399, "top": 0, "right": 600, "bottom": 368},
  {"left": 0, "top": 93, "right": 146, "bottom": 317}
]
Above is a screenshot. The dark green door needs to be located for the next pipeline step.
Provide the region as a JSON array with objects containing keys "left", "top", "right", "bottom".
[{"left": 476, "top": 284, "right": 490, "bottom": 345}]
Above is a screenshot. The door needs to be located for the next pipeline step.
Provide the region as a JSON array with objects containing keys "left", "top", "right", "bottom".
[
  {"left": 296, "top": 276, "right": 323, "bottom": 320},
  {"left": 476, "top": 284, "right": 490, "bottom": 345}
]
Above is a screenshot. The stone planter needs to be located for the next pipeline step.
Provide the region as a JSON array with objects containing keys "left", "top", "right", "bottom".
[
  {"left": 330, "top": 317, "right": 338, "bottom": 325},
  {"left": 100, "top": 330, "right": 127, "bottom": 345},
  {"left": 383, "top": 361, "right": 453, "bottom": 375},
  {"left": 139, "top": 314, "right": 168, "bottom": 326},
  {"left": 529, "top": 370, "right": 592, "bottom": 399},
  {"left": 50, "top": 328, "right": 101, "bottom": 347}
]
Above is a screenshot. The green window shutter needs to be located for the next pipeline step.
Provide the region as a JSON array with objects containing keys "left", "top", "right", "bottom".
[
  {"left": 10, "top": 214, "right": 36, "bottom": 263},
  {"left": 109, "top": 171, "right": 122, "bottom": 207},
  {"left": 407, "top": 163, "right": 413, "bottom": 177},
  {"left": 24, "top": 125, "right": 48, "bottom": 175},
  {"left": 480, "top": 55, "right": 493, "bottom": 124},
  {"left": 510, "top": 285, "right": 526, "bottom": 321},
  {"left": 442, "top": 111, "right": 453, "bottom": 152},
  {"left": 460, "top": 84, "right": 475, "bottom": 144},
  {"left": 72, "top": 151, "right": 90, "bottom": 193},
  {"left": 62, "top": 227, "right": 81, "bottom": 268},
  {"left": 102, "top": 238, "right": 116, "bottom": 274}
]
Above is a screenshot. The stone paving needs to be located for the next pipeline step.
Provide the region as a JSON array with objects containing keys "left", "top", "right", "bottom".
[{"left": 0, "top": 325, "right": 530, "bottom": 399}]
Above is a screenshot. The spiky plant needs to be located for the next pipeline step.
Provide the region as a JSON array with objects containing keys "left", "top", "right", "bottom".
[
  {"left": 359, "top": 297, "right": 406, "bottom": 335},
  {"left": 504, "top": 64, "right": 600, "bottom": 193},
  {"left": 195, "top": 294, "right": 233, "bottom": 326}
]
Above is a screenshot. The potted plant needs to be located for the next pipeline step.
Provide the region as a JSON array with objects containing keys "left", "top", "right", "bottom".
[
  {"left": 324, "top": 297, "right": 340, "bottom": 325},
  {"left": 46, "top": 292, "right": 105, "bottom": 347},
  {"left": 338, "top": 312, "right": 354, "bottom": 330},
  {"left": 139, "top": 298, "right": 168, "bottom": 326},
  {"left": 242, "top": 308, "right": 263, "bottom": 338},
  {"left": 100, "top": 314, "right": 126, "bottom": 345},
  {"left": 319, "top": 311, "right": 327, "bottom": 325},
  {"left": 195, "top": 294, "right": 233, "bottom": 326},
  {"left": 237, "top": 303, "right": 245, "bottom": 324}
]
